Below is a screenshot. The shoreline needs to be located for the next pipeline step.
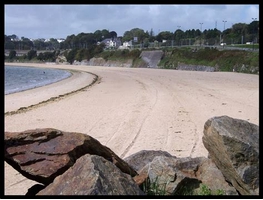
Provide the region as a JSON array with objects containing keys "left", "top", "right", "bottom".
[
  {"left": 5, "top": 63, "right": 99, "bottom": 114},
  {"left": 5, "top": 64, "right": 73, "bottom": 95}
]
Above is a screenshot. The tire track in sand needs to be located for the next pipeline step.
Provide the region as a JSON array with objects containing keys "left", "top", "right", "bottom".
[
  {"left": 156, "top": 78, "right": 199, "bottom": 157},
  {"left": 119, "top": 79, "right": 159, "bottom": 158}
]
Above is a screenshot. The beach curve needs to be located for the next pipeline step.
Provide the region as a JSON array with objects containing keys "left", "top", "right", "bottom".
[
  {"left": 5, "top": 63, "right": 99, "bottom": 114},
  {"left": 4, "top": 63, "right": 259, "bottom": 195}
]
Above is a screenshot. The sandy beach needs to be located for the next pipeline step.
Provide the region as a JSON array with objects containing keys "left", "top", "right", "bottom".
[{"left": 4, "top": 62, "right": 259, "bottom": 195}]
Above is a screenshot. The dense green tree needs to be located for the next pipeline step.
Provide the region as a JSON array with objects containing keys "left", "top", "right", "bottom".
[
  {"left": 247, "top": 21, "right": 259, "bottom": 35},
  {"left": 37, "top": 52, "right": 44, "bottom": 61},
  {"left": 130, "top": 28, "right": 147, "bottom": 43},
  {"left": 33, "top": 39, "right": 46, "bottom": 50},
  {"left": 143, "top": 38, "right": 150, "bottom": 47},
  {"left": 203, "top": 28, "right": 220, "bottom": 39},
  {"left": 93, "top": 43, "right": 105, "bottom": 54},
  {"left": 109, "top": 31, "right": 117, "bottom": 39},
  {"left": 122, "top": 30, "right": 134, "bottom": 43},
  {"left": 5, "top": 40, "right": 15, "bottom": 49},
  {"left": 65, "top": 48, "right": 78, "bottom": 64},
  {"left": 20, "top": 37, "right": 34, "bottom": 50},
  {"left": 75, "top": 49, "right": 87, "bottom": 61},
  {"left": 93, "top": 30, "right": 103, "bottom": 42},
  {"left": 101, "top": 29, "right": 111, "bottom": 38},
  {"left": 148, "top": 28, "right": 156, "bottom": 42},
  {"left": 47, "top": 38, "right": 60, "bottom": 49},
  {"left": 122, "top": 28, "right": 147, "bottom": 44},
  {"left": 174, "top": 29, "right": 185, "bottom": 45},
  {"left": 5, "top": 20, "right": 259, "bottom": 54},
  {"left": 8, "top": 50, "right": 16, "bottom": 60},
  {"left": 27, "top": 50, "right": 37, "bottom": 60},
  {"left": 156, "top": 31, "right": 174, "bottom": 42}
]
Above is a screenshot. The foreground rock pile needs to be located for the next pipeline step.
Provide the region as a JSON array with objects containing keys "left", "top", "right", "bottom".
[{"left": 4, "top": 115, "right": 259, "bottom": 196}]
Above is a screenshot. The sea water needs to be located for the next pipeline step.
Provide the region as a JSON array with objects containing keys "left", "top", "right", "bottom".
[{"left": 4, "top": 65, "right": 72, "bottom": 95}]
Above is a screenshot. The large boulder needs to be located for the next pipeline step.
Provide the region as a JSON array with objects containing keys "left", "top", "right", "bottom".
[
  {"left": 124, "top": 150, "right": 175, "bottom": 187},
  {"left": 124, "top": 150, "right": 175, "bottom": 172},
  {"left": 202, "top": 116, "right": 259, "bottom": 195},
  {"left": 138, "top": 156, "right": 238, "bottom": 195},
  {"left": 37, "top": 154, "right": 144, "bottom": 195},
  {"left": 5, "top": 128, "right": 137, "bottom": 185}
]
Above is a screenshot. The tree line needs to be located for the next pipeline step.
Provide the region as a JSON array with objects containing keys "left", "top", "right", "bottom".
[{"left": 5, "top": 20, "right": 258, "bottom": 51}]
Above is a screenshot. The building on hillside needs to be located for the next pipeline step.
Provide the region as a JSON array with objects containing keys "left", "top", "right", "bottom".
[
  {"left": 98, "top": 37, "right": 122, "bottom": 49},
  {"left": 57, "top": 38, "right": 65, "bottom": 43},
  {"left": 123, "top": 40, "right": 132, "bottom": 48},
  {"left": 118, "top": 40, "right": 132, "bottom": 49}
]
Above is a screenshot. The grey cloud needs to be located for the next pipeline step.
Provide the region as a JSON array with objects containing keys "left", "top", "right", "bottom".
[{"left": 4, "top": 4, "right": 259, "bottom": 39}]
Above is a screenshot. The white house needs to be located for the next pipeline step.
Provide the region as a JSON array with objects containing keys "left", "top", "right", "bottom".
[
  {"left": 98, "top": 37, "right": 122, "bottom": 48},
  {"left": 57, "top": 38, "right": 65, "bottom": 43},
  {"left": 123, "top": 41, "right": 132, "bottom": 47}
]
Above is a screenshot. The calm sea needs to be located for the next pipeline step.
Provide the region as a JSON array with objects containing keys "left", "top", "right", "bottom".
[{"left": 4, "top": 65, "right": 72, "bottom": 95}]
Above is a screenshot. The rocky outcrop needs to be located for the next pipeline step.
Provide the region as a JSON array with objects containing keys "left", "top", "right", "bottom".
[
  {"left": 177, "top": 62, "right": 215, "bottom": 72},
  {"left": 4, "top": 115, "right": 259, "bottom": 196},
  {"left": 37, "top": 154, "right": 144, "bottom": 195},
  {"left": 73, "top": 57, "right": 134, "bottom": 68},
  {"left": 202, "top": 116, "right": 259, "bottom": 195},
  {"left": 136, "top": 156, "right": 238, "bottom": 195},
  {"left": 124, "top": 150, "right": 175, "bottom": 187},
  {"left": 5, "top": 128, "right": 137, "bottom": 185},
  {"left": 86, "top": 57, "right": 106, "bottom": 66},
  {"left": 55, "top": 55, "right": 68, "bottom": 64},
  {"left": 124, "top": 150, "right": 174, "bottom": 172}
]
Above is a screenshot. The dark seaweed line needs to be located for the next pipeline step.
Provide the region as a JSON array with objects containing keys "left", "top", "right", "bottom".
[{"left": 5, "top": 70, "right": 99, "bottom": 116}]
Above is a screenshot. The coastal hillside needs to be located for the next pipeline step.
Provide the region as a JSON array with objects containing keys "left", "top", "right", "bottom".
[
  {"left": 79, "top": 47, "right": 258, "bottom": 74},
  {"left": 5, "top": 47, "right": 259, "bottom": 74},
  {"left": 158, "top": 47, "right": 259, "bottom": 74}
]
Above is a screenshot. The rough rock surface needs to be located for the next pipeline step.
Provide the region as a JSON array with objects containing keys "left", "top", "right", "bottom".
[
  {"left": 177, "top": 63, "right": 215, "bottom": 72},
  {"left": 37, "top": 154, "right": 144, "bottom": 195},
  {"left": 5, "top": 115, "right": 259, "bottom": 196},
  {"left": 81, "top": 57, "right": 133, "bottom": 68},
  {"left": 124, "top": 150, "right": 174, "bottom": 172},
  {"left": 202, "top": 115, "right": 259, "bottom": 195},
  {"left": 124, "top": 150, "right": 175, "bottom": 187},
  {"left": 138, "top": 156, "right": 238, "bottom": 195},
  {"left": 5, "top": 128, "right": 137, "bottom": 185},
  {"left": 55, "top": 55, "right": 67, "bottom": 64}
]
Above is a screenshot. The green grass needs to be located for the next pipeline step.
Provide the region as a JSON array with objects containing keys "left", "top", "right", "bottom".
[
  {"left": 142, "top": 176, "right": 225, "bottom": 196},
  {"left": 158, "top": 47, "right": 259, "bottom": 74},
  {"left": 196, "top": 184, "right": 225, "bottom": 195},
  {"left": 142, "top": 176, "right": 167, "bottom": 195}
]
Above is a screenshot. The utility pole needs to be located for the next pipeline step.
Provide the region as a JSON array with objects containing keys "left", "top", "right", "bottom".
[
  {"left": 222, "top": 20, "right": 227, "bottom": 48},
  {"left": 199, "top": 23, "right": 203, "bottom": 46},
  {"left": 177, "top": 26, "right": 181, "bottom": 46},
  {"left": 223, "top": 20, "right": 227, "bottom": 31},
  {"left": 252, "top": 18, "right": 257, "bottom": 50}
]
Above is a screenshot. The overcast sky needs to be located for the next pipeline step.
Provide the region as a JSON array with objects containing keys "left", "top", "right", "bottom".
[{"left": 4, "top": 4, "right": 259, "bottom": 40}]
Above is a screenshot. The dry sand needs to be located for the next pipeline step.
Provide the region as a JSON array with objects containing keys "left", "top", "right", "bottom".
[{"left": 4, "top": 62, "right": 259, "bottom": 195}]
